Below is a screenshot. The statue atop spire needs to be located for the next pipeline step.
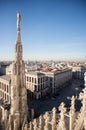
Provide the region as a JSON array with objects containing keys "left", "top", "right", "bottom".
[
  {"left": 15, "top": 12, "right": 21, "bottom": 48},
  {"left": 17, "top": 12, "right": 21, "bottom": 31}
]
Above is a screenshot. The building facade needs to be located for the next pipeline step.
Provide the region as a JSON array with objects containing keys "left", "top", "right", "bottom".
[
  {"left": 42, "top": 68, "right": 72, "bottom": 94},
  {"left": 72, "top": 66, "right": 86, "bottom": 80},
  {"left": 0, "top": 75, "right": 11, "bottom": 104},
  {"left": 0, "top": 65, "right": 7, "bottom": 76},
  {"left": 25, "top": 68, "right": 72, "bottom": 99},
  {"left": 26, "top": 71, "right": 49, "bottom": 99}
]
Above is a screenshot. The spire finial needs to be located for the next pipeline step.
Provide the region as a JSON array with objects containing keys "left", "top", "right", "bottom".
[{"left": 17, "top": 12, "right": 21, "bottom": 31}]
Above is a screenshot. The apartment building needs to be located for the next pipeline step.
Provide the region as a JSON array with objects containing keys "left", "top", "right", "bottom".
[
  {"left": 0, "top": 75, "right": 11, "bottom": 104},
  {"left": 72, "top": 66, "right": 86, "bottom": 80},
  {"left": 42, "top": 68, "right": 72, "bottom": 94},
  {"left": 26, "top": 71, "right": 49, "bottom": 99},
  {"left": 0, "top": 68, "right": 72, "bottom": 100},
  {"left": 26, "top": 68, "right": 72, "bottom": 99}
]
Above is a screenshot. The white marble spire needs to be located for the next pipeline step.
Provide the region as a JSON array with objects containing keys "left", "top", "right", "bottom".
[
  {"left": 10, "top": 12, "right": 28, "bottom": 130},
  {"left": 16, "top": 12, "right": 21, "bottom": 43},
  {"left": 15, "top": 12, "right": 22, "bottom": 62}
]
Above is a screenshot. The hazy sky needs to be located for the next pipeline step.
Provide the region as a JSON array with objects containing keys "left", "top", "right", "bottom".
[{"left": 0, "top": 0, "right": 86, "bottom": 61}]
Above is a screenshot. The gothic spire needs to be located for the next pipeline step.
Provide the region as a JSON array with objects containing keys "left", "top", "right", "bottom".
[
  {"left": 10, "top": 12, "right": 28, "bottom": 130},
  {"left": 15, "top": 12, "right": 22, "bottom": 61},
  {"left": 16, "top": 12, "right": 21, "bottom": 43}
]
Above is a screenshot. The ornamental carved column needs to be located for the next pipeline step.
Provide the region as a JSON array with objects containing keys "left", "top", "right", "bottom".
[
  {"left": 39, "top": 115, "right": 43, "bottom": 130},
  {"left": 33, "top": 119, "right": 37, "bottom": 130},
  {"left": 52, "top": 107, "right": 57, "bottom": 130},
  {"left": 29, "top": 121, "right": 33, "bottom": 130},
  {"left": 79, "top": 88, "right": 86, "bottom": 130},
  {"left": 74, "top": 88, "right": 86, "bottom": 130},
  {"left": 44, "top": 112, "right": 50, "bottom": 130},
  {"left": 69, "top": 96, "right": 75, "bottom": 130},
  {"left": 57, "top": 102, "right": 67, "bottom": 130}
]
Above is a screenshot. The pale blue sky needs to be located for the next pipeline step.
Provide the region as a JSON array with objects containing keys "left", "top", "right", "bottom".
[{"left": 0, "top": 0, "right": 86, "bottom": 61}]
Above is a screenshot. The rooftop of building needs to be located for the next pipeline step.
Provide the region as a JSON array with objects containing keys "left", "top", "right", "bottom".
[
  {"left": 0, "top": 75, "right": 11, "bottom": 81},
  {"left": 26, "top": 68, "right": 72, "bottom": 76},
  {"left": 27, "top": 71, "right": 45, "bottom": 76},
  {"left": 72, "top": 65, "right": 86, "bottom": 68},
  {"left": 41, "top": 67, "right": 71, "bottom": 74}
]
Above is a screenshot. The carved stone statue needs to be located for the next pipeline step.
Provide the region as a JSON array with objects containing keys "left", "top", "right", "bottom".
[{"left": 17, "top": 12, "right": 21, "bottom": 31}]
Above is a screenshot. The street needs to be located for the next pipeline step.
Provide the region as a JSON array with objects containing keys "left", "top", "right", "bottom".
[{"left": 29, "top": 79, "right": 83, "bottom": 117}]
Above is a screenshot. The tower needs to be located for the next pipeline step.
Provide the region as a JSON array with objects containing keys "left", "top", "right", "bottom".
[{"left": 11, "top": 12, "right": 27, "bottom": 130}]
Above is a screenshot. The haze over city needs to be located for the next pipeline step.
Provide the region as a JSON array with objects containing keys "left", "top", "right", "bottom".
[{"left": 0, "top": 0, "right": 86, "bottom": 61}]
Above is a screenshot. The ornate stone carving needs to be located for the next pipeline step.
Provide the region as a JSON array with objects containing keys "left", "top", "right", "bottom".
[
  {"left": 39, "top": 115, "right": 43, "bottom": 130},
  {"left": 29, "top": 121, "right": 33, "bottom": 130},
  {"left": 33, "top": 119, "right": 37, "bottom": 130},
  {"left": 58, "top": 102, "right": 67, "bottom": 130},
  {"left": 69, "top": 96, "right": 75, "bottom": 130},
  {"left": 44, "top": 112, "right": 50, "bottom": 130},
  {"left": 52, "top": 107, "right": 57, "bottom": 130},
  {"left": 9, "top": 12, "right": 28, "bottom": 130}
]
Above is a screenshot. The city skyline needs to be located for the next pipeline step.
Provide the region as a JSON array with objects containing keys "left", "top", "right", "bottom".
[{"left": 0, "top": 0, "right": 86, "bottom": 61}]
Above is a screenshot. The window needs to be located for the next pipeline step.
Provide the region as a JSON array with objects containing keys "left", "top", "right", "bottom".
[
  {"left": 27, "top": 77, "right": 28, "bottom": 81},
  {"left": 50, "top": 78, "right": 52, "bottom": 82},
  {"left": 32, "top": 77, "right": 34, "bottom": 83},
  {"left": 7, "top": 85, "right": 8, "bottom": 93},
  {"left": 5, "top": 94, "right": 6, "bottom": 100},
  {"left": 38, "top": 78, "right": 40, "bottom": 84},
  {"left": 38, "top": 85, "right": 41, "bottom": 91},
  {"left": 46, "top": 77, "right": 48, "bottom": 81},
  {"left": 43, "top": 77, "right": 44, "bottom": 82},
  {"left": 41, "top": 84, "right": 42, "bottom": 90},
  {"left": 41, "top": 78, "right": 42, "bottom": 83},
  {"left": 29, "top": 77, "right": 31, "bottom": 82},
  {"left": 35, "top": 78, "right": 36, "bottom": 84},
  {"left": 43, "top": 83, "right": 44, "bottom": 88},
  {"left": 34, "top": 85, "right": 37, "bottom": 91}
]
